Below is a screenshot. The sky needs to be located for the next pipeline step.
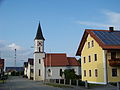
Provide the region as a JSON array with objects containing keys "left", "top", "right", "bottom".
[{"left": 0, "top": 0, "right": 120, "bottom": 67}]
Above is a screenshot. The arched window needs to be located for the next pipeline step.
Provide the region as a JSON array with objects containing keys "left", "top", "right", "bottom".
[
  {"left": 39, "top": 47, "right": 41, "bottom": 52},
  {"left": 48, "top": 69, "right": 51, "bottom": 77},
  {"left": 60, "top": 69, "right": 63, "bottom": 77},
  {"left": 91, "top": 40, "right": 94, "bottom": 47}
]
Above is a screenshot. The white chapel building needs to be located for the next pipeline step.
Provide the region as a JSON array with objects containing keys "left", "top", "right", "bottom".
[{"left": 33, "top": 23, "right": 81, "bottom": 81}]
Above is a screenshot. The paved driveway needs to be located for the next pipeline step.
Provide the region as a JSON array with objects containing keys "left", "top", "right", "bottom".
[{"left": 0, "top": 76, "right": 117, "bottom": 90}]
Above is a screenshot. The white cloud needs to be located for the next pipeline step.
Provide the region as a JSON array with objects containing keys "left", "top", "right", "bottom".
[
  {"left": 77, "top": 10, "right": 120, "bottom": 29},
  {"left": 77, "top": 21, "right": 114, "bottom": 28},
  {"left": 0, "top": 41, "right": 33, "bottom": 67},
  {"left": 103, "top": 10, "right": 120, "bottom": 28},
  {"left": 8, "top": 43, "right": 23, "bottom": 50}
]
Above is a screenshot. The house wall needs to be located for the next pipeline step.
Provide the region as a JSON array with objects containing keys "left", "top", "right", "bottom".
[
  {"left": 107, "top": 52, "right": 120, "bottom": 82},
  {"left": 30, "top": 65, "right": 34, "bottom": 78},
  {"left": 45, "top": 66, "right": 81, "bottom": 79},
  {"left": 81, "top": 34, "right": 105, "bottom": 84},
  {"left": 24, "top": 67, "right": 27, "bottom": 76},
  {"left": 27, "top": 63, "right": 31, "bottom": 79}
]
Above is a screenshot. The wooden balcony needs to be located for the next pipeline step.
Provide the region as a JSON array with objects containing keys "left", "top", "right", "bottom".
[{"left": 109, "top": 58, "right": 120, "bottom": 67}]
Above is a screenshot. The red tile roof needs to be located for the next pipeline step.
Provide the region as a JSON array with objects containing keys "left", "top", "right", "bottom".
[
  {"left": 0, "top": 59, "right": 4, "bottom": 69},
  {"left": 67, "top": 57, "right": 80, "bottom": 66},
  {"left": 44, "top": 53, "right": 80, "bottom": 67}
]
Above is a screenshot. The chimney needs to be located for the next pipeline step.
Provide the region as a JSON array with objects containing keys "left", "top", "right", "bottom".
[{"left": 109, "top": 27, "right": 114, "bottom": 32}]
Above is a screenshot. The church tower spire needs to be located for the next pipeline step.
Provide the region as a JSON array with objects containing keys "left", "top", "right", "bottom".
[
  {"left": 35, "top": 22, "right": 45, "bottom": 40},
  {"left": 34, "top": 22, "right": 45, "bottom": 81}
]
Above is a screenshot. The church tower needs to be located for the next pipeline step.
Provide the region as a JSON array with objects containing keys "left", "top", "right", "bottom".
[{"left": 34, "top": 23, "right": 45, "bottom": 81}]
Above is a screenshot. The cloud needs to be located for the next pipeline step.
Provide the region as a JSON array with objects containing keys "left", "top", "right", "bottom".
[
  {"left": 77, "top": 21, "right": 114, "bottom": 28},
  {"left": 77, "top": 10, "right": 120, "bottom": 29},
  {"left": 8, "top": 43, "right": 23, "bottom": 50},
  {"left": 0, "top": 41, "right": 33, "bottom": 67},
  {"left": 103, "top": 10, "right": 120, "bottom": 28}
]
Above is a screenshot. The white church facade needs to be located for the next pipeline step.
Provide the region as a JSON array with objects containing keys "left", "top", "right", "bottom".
[{"left": 33, "top": 23, "right": 81, "bottom": 81}]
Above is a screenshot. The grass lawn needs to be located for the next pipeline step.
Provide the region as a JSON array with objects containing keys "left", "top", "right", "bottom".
[
  {"left": 0, "top": 80, "right": 4, "bottom": 83},
  {"left": 88, "top": 83, "right": 106, "bottom": 87},
  {"left": 45, "top": 83, "right": 73, "bottom": 88}
]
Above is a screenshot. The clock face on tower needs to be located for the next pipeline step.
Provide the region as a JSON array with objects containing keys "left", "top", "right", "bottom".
[{"left": 37, "top": 41, "right": 43, "bottom": 46}]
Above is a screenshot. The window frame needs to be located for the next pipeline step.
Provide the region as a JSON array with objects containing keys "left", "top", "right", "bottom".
[
  {"left": 83, "top": 57, "right": 86, "bottom": 63},
  {"left": 89, "top": 70, "right": 92, "bottom": 77},
  {"left": 88, "top": 42, "right": 90, "bottom": 48},
  {"left": 39, "top": 59, "right": 41, "bottom": 64},
  {"left": 91, "top": 40, "right": 94, "bottom": 47},
  {"left": 94, "top": 54, "right": 97, "bottom": 61},
  {"left": 60, "top": 69, "right": 63, "bottom": 77},
  {"left": 88, "top": 55, "right": 91, "bottom": 62},
  {"left": 39, "top": 69, "right": 41, "bottom": 76},
  {"left": 112, "top": 68, "right": 117, "bottom": 77},
  {"left": 84, "top": 70, "right": 86, "bottom": 77},
  {"left": 95, "top": 69, "right": 98, "bottom": 77}
]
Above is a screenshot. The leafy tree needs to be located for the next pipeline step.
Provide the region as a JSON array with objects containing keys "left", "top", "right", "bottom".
[
  {"left": 78, "top": 58, "right": 81, "bottom": 65},
  {"left": 64, "top": 69, "right": 80, "bottom": 80}
]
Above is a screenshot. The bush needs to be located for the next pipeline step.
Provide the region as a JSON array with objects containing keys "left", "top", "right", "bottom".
[
  {"left": 78, "top": 80, "right": 85, "bottom": 86},
  {"left": 64, "top": 69, "right": 80, "bottom": 80}
]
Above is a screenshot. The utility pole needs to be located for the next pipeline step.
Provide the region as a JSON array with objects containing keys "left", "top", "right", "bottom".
[{"left": 14, "top": 49, "right": 16, "bottom": 67}]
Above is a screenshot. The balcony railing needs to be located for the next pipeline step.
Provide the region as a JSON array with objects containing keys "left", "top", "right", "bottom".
[{"left": 109, "top": 58, "right": 120, "bottom": 67}]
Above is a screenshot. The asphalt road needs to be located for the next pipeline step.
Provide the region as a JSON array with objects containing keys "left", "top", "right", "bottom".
[
  {"left": 0, "top": 76, "right": 77, "bottom": 90},
  {"left": 0, "top": 76, "right": 117, "bottom": 90}
]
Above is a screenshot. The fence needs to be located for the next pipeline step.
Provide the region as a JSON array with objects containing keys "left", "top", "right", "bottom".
[
  {"left": 45, "top": 79, "right": 87, "bottom": 87},
  {"left": 45, "top": 79, "right": 120, "bottom": 89}
]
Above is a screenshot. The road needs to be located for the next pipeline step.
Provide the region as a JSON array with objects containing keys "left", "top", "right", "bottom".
[
  {"left": 0, "top": 76, "right": 78, "bottom": 90},
  {"left": 0, "top": 76, "right": 117, "bottom": 90}
]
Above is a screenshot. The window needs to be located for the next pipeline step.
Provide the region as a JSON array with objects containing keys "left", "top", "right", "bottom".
[
  {"left": 88, "top": 42, "right": 90, "bottom": 48},
  {"left": 112, "top": 68, "right": 117, "bottom": 77},
  {"left": 39, "top": 59, "right": 41, "bottom": 64},
  {"left": 88, "top": 56, "right": 91, "bottom": 62},
  {"left": 39, "top": 47, "right": 41, "bottom": 52},
  {"left": 83, "top": 57, "right": 86, "bottom": 63},
  {"left": 95, "top": 69, "right": 98, "bottom": 77},
  {"left": 89, "top": 70, "right": 91, "bottom": 77},
  {"left": 94, "top": 54, "right": 97, "bottom": 61},
  {"left": 39, "top": 69, "right": 41, "bottom": 76},
  {"left": 111, "top": 52, "right": 116, "bottom": 59},
  {"left": 60, "top": 69, "right": 62, "bottom": 77},
  {"left": 31, "top": 69, "right": 34, "bottom": 73},
  {"left": 91, "top": 40, "right": 94, "bottom": 47},
  {"left": 48, "top": 69, "right": 51, "bottom": 77},
  {"left": 84, "top": 70, "right": 86, "bottom": 77}
]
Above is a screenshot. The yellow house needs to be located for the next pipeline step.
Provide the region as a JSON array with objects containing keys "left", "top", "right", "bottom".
[{"left": 76, "top": 27, "right": 120, "bottom": 84}]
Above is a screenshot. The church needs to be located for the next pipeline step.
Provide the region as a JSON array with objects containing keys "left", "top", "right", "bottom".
[{"left": 33, "top": 23, "right": 81, "bottom": 81}]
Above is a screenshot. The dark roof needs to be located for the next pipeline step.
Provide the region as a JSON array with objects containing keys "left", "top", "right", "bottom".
[
  {"left": 35, "top": 23, "right": 45, "bottom": 40},
  {"left": 93, "top": 31, "right": 120, "bottom": 45},
  {"left": 0, "top": 59, "right": 4, "bottom": 69},
  {"left": 24, "top": 62, "right": 28, "bottom": 67},
  {"left": 6, "top": 67, "right": 24, "bottom": 72},
  {"left": 28, "top": 58, "right": 34, "bottom": 65},
  {"left": 76, "top": 29, "right": 120, "bottom": 56}
]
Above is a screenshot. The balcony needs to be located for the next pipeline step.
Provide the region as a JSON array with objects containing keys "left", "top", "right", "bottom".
[{"left": 109, "top": 58, "right": 120, "bottom": 67}]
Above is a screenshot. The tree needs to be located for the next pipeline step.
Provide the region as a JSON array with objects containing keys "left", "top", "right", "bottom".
[
  {"left": 64, "top": 69, "right": 80, "bottom": 80},
  {"left": 78, "top": 57, "right": 81, "bottom": 65}
]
